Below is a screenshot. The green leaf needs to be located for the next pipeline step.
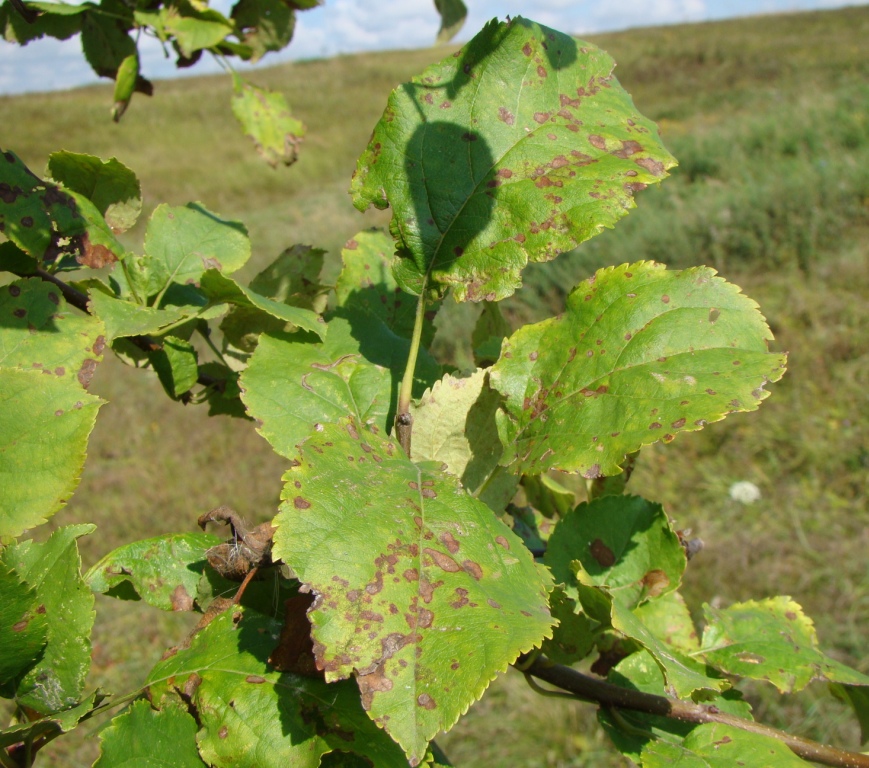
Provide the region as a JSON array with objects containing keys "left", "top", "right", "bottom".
[
  {"left": 336, "top": 229, "right": 439, "bottom": 345},
  {"left": 698, "top": 597, "right": 869, "bottom": 693},
  {"left": 112, "top": 52, "right": 138, "bottom": 121},
  {"left": 0, "top": 561, "right": 48, "bottom": 688},
  {"left": 0, "top": 277, "right": 106, "bottom": 387},
  {"left": 471, "top": 301, "right": 510, "bottom": 367},
  {"left": 520, "top": 473, "right": 575, "bottom": 518},
  {"left": 94, "top": 699, "right": 207, "bottom": 767},
  {"left": 575, "top": 574, "right": 725, "bottom": 699},
  {"left": 231, "top": 0, "right": 295, "bottom": 61},
  {"left": 272, "top": 418, "right": 554, "bottom": 764},
  {"left": 640, "top": 723, "right": 809, "bottom": 767},
  {"left": 146, "top": 606, "right": 409, "bottom": 768},
  {"left": 0, "top": 1, "right": 84, "bottom": 44},
  {"left": 141, "top": 202, "right": 251, "bottom": 300},
  {"left": 231, "top": 75, "right": 305, "bottom": 167},
  {"left": 0, "top": 525, "right": 95, "bottom": 713},
  {"left": 545, "top": 495, "right": 686, "bottom": 608},
  {"left": 86, "top": 532, "right": 221, "bottom": 611},
  {"left": 831, "top": 683, "right": 869, "bottom": 744},
  {"left": 351, "top": 18, "right": 675, "bottom": 301},
  {"left": 0, "top": 368, "right": 103, "bottom": 539},
  {"left": 541, "top": 586, "right": 597, "bottom": 665},
  {"left": 162, "top": 0, "right": 233, "bottom": 57},
  {"left": 490, "top": 262, "right": 787, "bottom": 477},
  {"left": 240, "top": 313, "right": 440, "bottom": 459},
  {"left": 409, "top": 369, "right": 517, "bottom": 511},
  {"left": 0, "top": 691, "right": 101, "bottom": 750},
  {"left": 634, "top": 591, "right": 700, "bottom": 653},
  {"left": 87, "top": 289, "right": 192, "bottom": 342},
  {"left": 433, "top": 0, "right": 466, "bottom": 43},
  {"left": 148, "top": 335, "right": 199, "bottom": 399},
  {"left": 81, "top": 4, "right": 135, "bottom": 78},
  {"left": 248, "top": 243, "right": 326, "bottom": 311},
  {"left": 598, "top": 651, "right": 752, "bottom": 763},
  {"left": 47, "top": 152, "right": 142, "bottom": 233},
  {"left": 200, "top": 269, "right": 324, "bottom": 339}
]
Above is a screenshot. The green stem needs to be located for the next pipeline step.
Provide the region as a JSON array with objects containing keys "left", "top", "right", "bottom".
[{"left": 396, "top": 289, "right": 427, "bottom": 457}]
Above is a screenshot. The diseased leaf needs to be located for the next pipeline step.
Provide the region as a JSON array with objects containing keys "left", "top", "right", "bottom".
[
  {"left": 336, "top": 229, "right": 439, "bottom": 345},
  {"left": 231, "top": 0, "right": 295, "bottom": 61},
  {"left": 47, "top": 152, "right": 142, "bottom": 233},
  {"left": 248, "top": 244, "right": 327, "bottom": 312},
  {"left": 0, "top": 691, "right": 101, "bottom": 750},
  {"left": 232, "top": 76, "right": 305, "bottom": 167},
  {"left": 640, "top": 723, "right": 809, "bottom": 767},
  {"left": 433, "top": 0, "right": 466, "bottom": 43},
  {"left": 634, "top": 591, "right": 699, "bottom": 653},
  {"left": 545, "top": 495, "right": 686, "bottom": 608},
  {"left": 699, "top": 597, "right": 869, "bottom": 693},
  {"left": 200, "top": 269, "right": 324, "bottom": 338},
  {"left": 94, "top": 699, "right": 206, "bottom": 767},
  {"left": 146, "top": 607, "right": 409, "bottom": 768},
  {"left": 86, "top": 533, "right": 222, "bottom": 611},
  {"left": 141, "top": 202, "right": 250, "bottom": 301},
  {"left": 351, "top": 18, "right": 675, "bottom": 301},
  {"left": 410, "top": 369, "right": 516, "bottom": 511},
  {"left": 0, "top": 368, "right": 103, "bottom": 538},
  {"left": 272, "top": 418, "right": 554, "bottom": 764},
  {"left": 599, "top": 651, "right": 752, "bottom": 763},
  {"left": 0, "top": 525, "right": 95, "bottom": 714},
  {"left": 491, "top": 262, "right": 787, "bottom": 477},
  {"left": 240, "top": 313, "right": 440, "bottom": 459},
  {"left": 0, "top": 561, "right": 48, "bottom": 689},
  {"left": 0, "top": 278, "right": 106, "bottom": 388}
]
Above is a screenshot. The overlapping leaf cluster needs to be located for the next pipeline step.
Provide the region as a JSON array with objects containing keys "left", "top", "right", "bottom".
[{"left": 2, "top": 14, "right": 868, "bottom": 768}]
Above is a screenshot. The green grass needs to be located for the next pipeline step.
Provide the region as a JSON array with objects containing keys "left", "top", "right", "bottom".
[{"left": 2, "top": 5, "right": 868, "bottom": 766}]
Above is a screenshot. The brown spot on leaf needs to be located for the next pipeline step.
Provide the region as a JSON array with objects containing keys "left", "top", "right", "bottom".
[
  {"left": 462, "top": 560, "right": 483, "bottom": 580},
  {"left": 13, "top": 308, "right": 25, "bottom": 318},
  {"left": 245, "top": 675, "right": 267, "bottom": 684},
  {"left": 498, "top": 106, "right": 515, "bottom": 126},
  {"left": 440, "top": 532, "right": 460, "bottom": 554},
  {"left": 487, "top": 598, "right": 501, "bottom": 609},
  {"left": 589, "top": 134, "right": 606, "bottom": 150},
  {"left": 522, "top": 42, "right": 532, "bottom": 56},
  {"left": 495, "top": 536, "right": 510, "bottom": 550},
  {"left": 78, "top": 359, "right": 98, "bottom": 388},
  {"left": 671, "top": 418, "right": 686, "bottom": 429},
  {"left": 635, "top": 156, "right": 665, "bottom": 176},
  {"left": 425, "top": 548, "right": 460, "bottom": 573},
  {"left": 533, "top": 112, "right": 551, "bottom": 124},
  {"left": 170, "top": 584, "right": 194, "bottom": 611},
  {"left": 417, "top": 693, "right": 437, "bottom": 709},
  {"left": 642, "top": 570, "right": 670, "bottom": 598},
  {"left": 590, "top": 539, "right": 615, "bottom": 567}
]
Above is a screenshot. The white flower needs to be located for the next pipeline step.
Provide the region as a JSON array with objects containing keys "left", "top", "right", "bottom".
[{"left": 729, "top": 481, "right": 761, "bottom": 504}]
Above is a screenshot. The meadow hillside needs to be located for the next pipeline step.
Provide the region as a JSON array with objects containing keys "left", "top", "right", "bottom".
[{"left": 1, "top": 5, "right": 868, "bottom": 766}]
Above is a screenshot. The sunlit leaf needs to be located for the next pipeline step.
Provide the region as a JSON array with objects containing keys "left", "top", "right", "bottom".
[
  {"left": 352, "top": 18, "right": 675, "bottom": 301},
  {"left": 0, "top": 525, "right": 95, "bottom": 713},
  {"left": 0, "top": 277, "right": 105, "bottom": 388},
  {"left": 87, "top": 290, "right": 192, "bottom": 342},
  {"left": 491, "top": 262, "right": 787, "bottom": 476},
  {"left": 86, "top": 532, "right": 221, "bottom": 611},
  {"left": 640, "top": 723, "right": 809, "bottom": 767},
  {"left": 232, "top": 75, "right": 305, "bottom": 167},
  {"left": 410, "top": 369, "right": 516, "bottom": 510},
  {"left": 699, "top": 597, "right": 869, "bottom": 693},
  {"left": 231, "top": 0, "right": 295, "bottom": 61},
  {"left": 94, "top": 699, "right": 206, "bottom": 767},
  {"left": 162, "top": 0, "right": 233, "bottom": 57},
  {"left": 0, "top": 369, "right": 103, "bottom": 538},
  {"left": 273, "top": 418, "right": 553, "bottom": 764}
]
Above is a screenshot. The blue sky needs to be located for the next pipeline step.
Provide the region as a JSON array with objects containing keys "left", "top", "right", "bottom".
[{"left": 0, "top": 0, "right": 863, "bottom": 95}]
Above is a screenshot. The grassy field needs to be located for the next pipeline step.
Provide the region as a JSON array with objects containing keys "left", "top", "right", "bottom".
[{"left": 2, "top": 5, "right": 869, "bottom": 766}]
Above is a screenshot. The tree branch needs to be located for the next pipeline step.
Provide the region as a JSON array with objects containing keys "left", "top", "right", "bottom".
[{"left": 524, "top": 657, "right": 869, "bottom": 768}]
